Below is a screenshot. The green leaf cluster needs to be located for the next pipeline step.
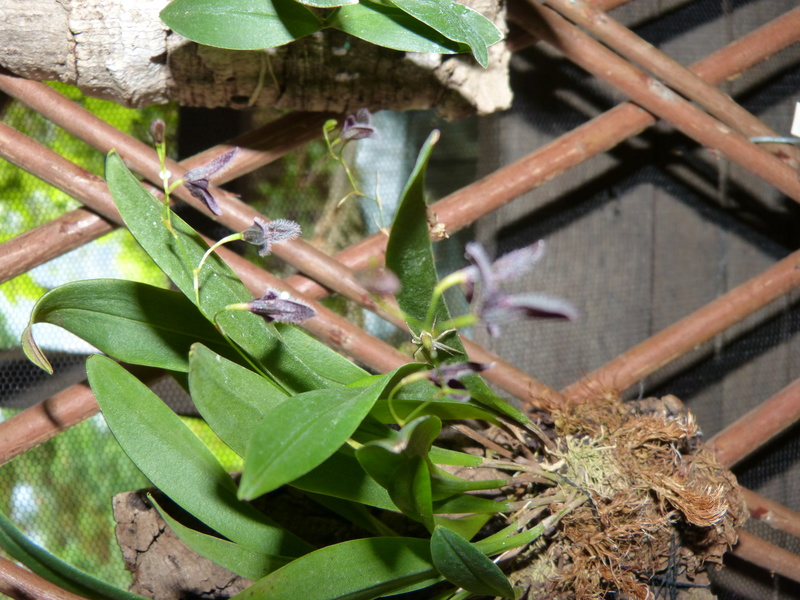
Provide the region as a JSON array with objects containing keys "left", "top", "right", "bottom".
[
  {"left": 10, "top": 134, "right": 543, "bottom": 599},
  {"left": 160, "top": 0, "right": 502, "bottom": 68}
]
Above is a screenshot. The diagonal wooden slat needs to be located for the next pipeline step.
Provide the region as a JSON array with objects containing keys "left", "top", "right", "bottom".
[
  {"left": 513, "top": 1, "right": 800, "bottom": 203},
  {"left": 708, "top": 377, "right": 800, "bottom": 469},
  {"left": 541, "top": 0, "right": 800, "bottom": 168}
]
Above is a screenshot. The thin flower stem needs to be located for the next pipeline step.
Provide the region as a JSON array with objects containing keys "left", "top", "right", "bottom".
[
  {"left": 193, "top": 232, "right": 243, "bottom": 304},
  {"left": 424, "top": 271, "right": 468, "bottom": 332}
]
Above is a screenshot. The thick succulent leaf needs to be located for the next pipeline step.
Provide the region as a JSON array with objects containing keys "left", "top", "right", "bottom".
[
  {"left": 430, "top": 526, "right": 515, "bottom": 598},
  {"left": 233, "top": 537, "right": 439, "bottom": 600},
  {"left": 189, "top": 344, "right": 289, "bottom": 457},
  {"left": 326, "top": 0, "right": 466, "bottom": 54},
  {"left": 0, "top": 509, "right": 147, "bottom": 600},
  {"left": 387, "top": 0, "right": 502, "bottom": 67},
  {"left": 238, "top": 367, "right": 411, "bottom": 500},
  {"left": 86, "top": 355, "right": 313, "bottom": 557},
  {"left": 22, "top": 279, "right": 233, "bottom": 374},
  {"left": 160, "top": 0, "right": 322, "bottom": 49},
  {"left": 150, "top": 494, "right": 291, "bottom": 581},
  {"left": 105, "top": 151, "right": 332, "bottom": 394}
]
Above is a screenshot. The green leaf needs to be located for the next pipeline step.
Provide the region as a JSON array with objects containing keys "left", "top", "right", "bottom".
[
  {"left": 370, "top": 396, "right": 501, "bottom": 424},
  {"left": 189, "top": 344, "right": 289, "bottom": 457},
  {"left": 297, "top": 0, "right": 357, "bottom": 6},
  {"left": 160, "top": 0, "right": 322, "bottom": 49},
  {"left": 274, "top": 322, "right": 368, "bottom": 386},
  {"left": 385, "top": 130, "right": 445, "bottom": 335},
  {"left": 387, "top": 0, "right": 502, "bottom": 67},
  {"left": 356, "top": 416, "right": 441, "bottom": 529},
  {"left": 86, "top": 355, "right": 313, "bottom": 557},
  {"left": 234, "top": 537, "right": 439, "bottom": 600},
  {"left": 0, "top": 509, "right": 147, "bottom": 600},
  {"left": 430, "top": 526, "right": 515, "bottom": 598},
  {"left": 291, "top": 449, "right": 397, "bottom": 511},
  {"left": 149, "top": 494, "right": 291, "bottom": 581},
  {"left": 22, "top": 279, "right": 234, "bottom": 373},
  {"left": 105, "top": 151, "right": 333, "bottom": 394},
  {"left": 326, "top": 0, "right": 466, "bottom": 54},
  {"left": 238, "top": 368, "right": 407, "bottom": 500}
]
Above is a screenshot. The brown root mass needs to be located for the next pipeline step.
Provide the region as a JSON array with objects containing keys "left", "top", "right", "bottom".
[{"left": 510, "top": 392, "right": 747, "bottom": 599}]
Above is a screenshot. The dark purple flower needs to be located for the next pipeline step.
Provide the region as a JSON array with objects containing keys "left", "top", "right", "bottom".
[
  {"left": 427, "top": 361, "right": 493, "bottom": 401},
  {"left": 464, "top": 242, "right": 578, "bottom": 338},
  {"left": 246, "top": 289, "right": 316, "bottom": 323},
  {"left": 183, "top": 148, "right": 238, "bottom": 216},
  {"left": 241, "top": 217, "right": 301, "bottom": 257},
  {"left": 340, "top": 108, "right": 376, "bottom": 142}
]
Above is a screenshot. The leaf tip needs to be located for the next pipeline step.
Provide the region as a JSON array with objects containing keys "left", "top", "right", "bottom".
[{"left": 21, "top": 324, "right": 53, "bottom": 375}]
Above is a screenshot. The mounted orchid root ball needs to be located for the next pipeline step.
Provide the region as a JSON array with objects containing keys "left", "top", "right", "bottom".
[{"left": 495, "top": 391, "right": 747, "bottom": 599}]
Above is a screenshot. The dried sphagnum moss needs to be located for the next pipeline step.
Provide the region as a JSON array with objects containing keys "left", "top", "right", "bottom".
[{"left": 508, "top": 392, "right": 746, "bottom": 600}]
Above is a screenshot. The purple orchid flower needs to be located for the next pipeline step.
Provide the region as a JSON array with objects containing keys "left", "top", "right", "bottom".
[
  {"left": 241, "top": 217, "right": 301, "bottom": 257},
  {"left": 183, "top": 148, "right": 238, "bottom": 216},
  {"left": 340, "top": 108, "right": 376, "bottom": 142},
  {"left": 464, "top": 242, "right": 578, "bottom": 338},
  {"left": 246, "top": 289, "right": 316, "bottom": 323},
  {"left": 427, "top": 361, "right": 493, "bottom": 401}
]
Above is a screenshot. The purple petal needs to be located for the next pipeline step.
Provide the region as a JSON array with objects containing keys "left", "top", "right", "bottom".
[
  {"left": 185, "top": 180, "right": 221, "bottom": 216},
  {"left": 484, "top": 293, "right": 579, "bottom": 329},
  {"left": 464, "top": 242, "right": 498, "bottom": 297},
  {"left": 184, "top": 148, "right": 238, "bottom": 184},
  {"left": 491, "top": 241, "right": 546, "bottom": 283}
]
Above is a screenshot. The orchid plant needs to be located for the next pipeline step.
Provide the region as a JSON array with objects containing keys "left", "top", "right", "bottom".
[{"left": 5, "top": 117, "right": 583, "bottom": 600}]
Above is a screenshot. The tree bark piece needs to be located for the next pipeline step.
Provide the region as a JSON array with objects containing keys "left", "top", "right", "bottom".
[
  {"left": 0, "top": 0, "right": 511, "bottom": 119},
  {"left": 113, "top": 490, "right": 251, "bottom": 600}
]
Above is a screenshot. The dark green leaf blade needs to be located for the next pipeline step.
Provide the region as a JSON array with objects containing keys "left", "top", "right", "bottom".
[
  {"left": 189, "top": 343, "right": 289, "bottom": 457},
  {"left": 160, "top": 0, "right": 322, "bottom": 50},
  {"left": 327, "top": 1, "right": 466, "bottom": 54},
  {"left": 238, "top": 368, "right": 409, "bottom": 500},
  {"left": 23, "top": 279, "right": 234, "bottom": 373},
  {"left": 233, "top": 537, "right": 439, "bottom": 600},
  {"left": 274, "top": 322, "right": 368, "bottom": 386},
  {"left": 430, "top": 526, "right": 515, "bottom": 598},
  {"left": 297, "top": 0, "right": 357, "bottom": 6},
  {"left": 387, "top": 0, "right": 502, "bottom": 67},
  {"left": 86, "top": 355, "right": 313, "bottom": 558},
  {"left": 149, "top": 494, "right": 290, "bottom": 581}
]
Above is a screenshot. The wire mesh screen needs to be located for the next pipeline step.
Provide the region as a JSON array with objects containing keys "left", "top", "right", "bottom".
[{"left": 472, "top": 0, "right": 800, "bottom": 597}]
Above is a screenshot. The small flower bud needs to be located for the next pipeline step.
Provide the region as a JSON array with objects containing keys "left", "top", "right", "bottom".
[{"left": 149, "top": 119, "right": 165, "bottom": 145}]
